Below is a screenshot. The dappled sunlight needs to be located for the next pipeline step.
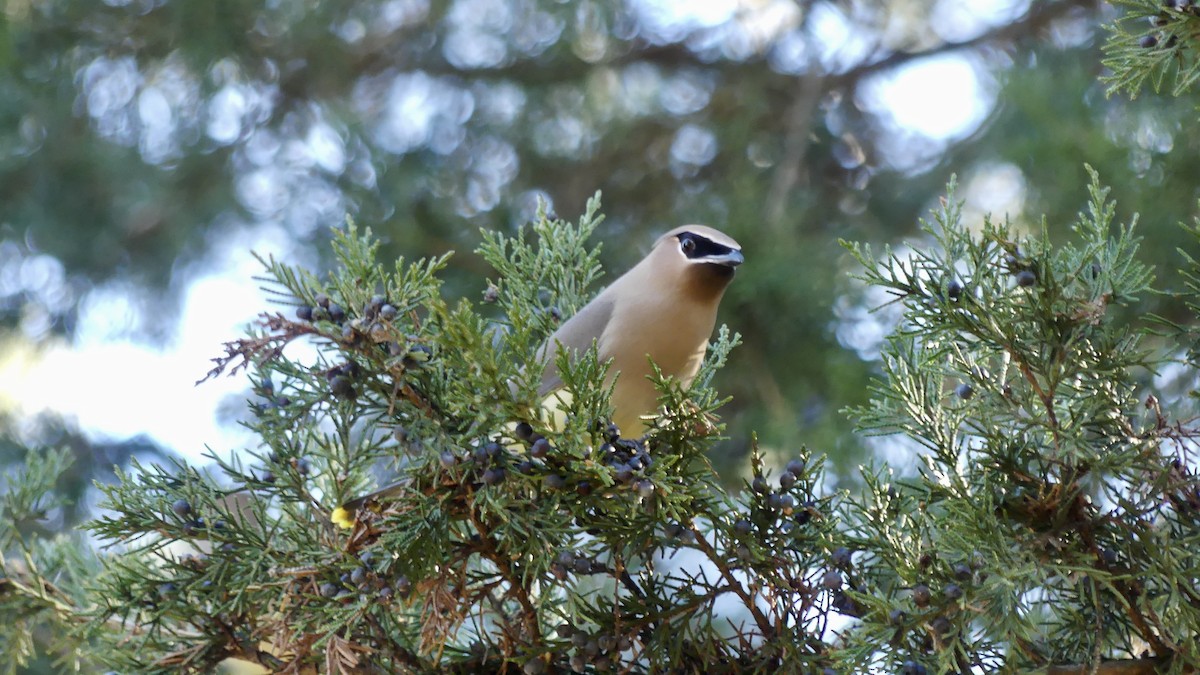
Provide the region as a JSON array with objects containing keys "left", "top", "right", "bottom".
[
  {"left": 0, "top": 225, "right": 315, "bottom": 460},
  {"left": 4, "top": 0, "right": 1189, "bottom": 492},
  {"left": 857, "top": 54, "right": 997, "bottom": 172}
]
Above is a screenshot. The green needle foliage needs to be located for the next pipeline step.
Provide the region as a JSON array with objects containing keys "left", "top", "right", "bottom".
[
  {"left": 840, "top": 169, "right": 1200, "bottom": 674},
  {"left": 0, "top": 448, "right": 100, "bottom": 675},
  {"left": 1103, "top": 0, "right": 1200, "bottom": 97},
  {"left": 72, "top": 197, "right": 847, "bottom": 673},
  {"left": 6, "top": 176, "right": 1197, "bottom": 674}
]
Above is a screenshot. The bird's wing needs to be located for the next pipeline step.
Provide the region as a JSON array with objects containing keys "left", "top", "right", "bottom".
[{"left": 537, "top": 291, "right": 616, "bottom": 396}]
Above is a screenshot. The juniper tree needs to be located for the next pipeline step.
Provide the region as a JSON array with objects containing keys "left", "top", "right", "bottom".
[
  {"left": 61, "top": 197, "right": 846, "bottom": 673},
  {"left": 838, "top": 170, "right": 1199, "bottom": 674},
  {"left": 3, "top": 171, "right": 1199, "bottom": 673},
  {"left": 4, "top": 4, "right": 1200, "bottom": 674}
]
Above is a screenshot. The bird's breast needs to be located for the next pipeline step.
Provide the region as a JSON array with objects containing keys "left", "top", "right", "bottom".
[{"left": 598, "top": 288, "right": 719, "bottom": 432}]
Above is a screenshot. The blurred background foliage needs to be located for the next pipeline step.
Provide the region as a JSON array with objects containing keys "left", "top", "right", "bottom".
[{"left": 1, "top": 0, "right": 1196, "bottom": 508}]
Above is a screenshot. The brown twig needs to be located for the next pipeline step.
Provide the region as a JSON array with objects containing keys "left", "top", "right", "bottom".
[
  {"left": 364, "top": 612, "right": 422, "bottom": 669},
  {"left": 688, "top": 525, "right": 775, "bottom": 639},
  {"left": 465, "top": 506, "right": 543, "bottom": 646},
  {"left": 1080, "top": 527, "right": 1171, "bottom": 658},
  {"left": 1010, "top": 347, "right": 1062, "bottom": 442},
  {"left": 197, "top": 312, "right": 315, "bottom": 384}
]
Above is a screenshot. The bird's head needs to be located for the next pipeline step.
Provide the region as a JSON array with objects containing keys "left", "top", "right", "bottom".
[{"left": 654, "top": 225, "right": 743, "bottom": 297}]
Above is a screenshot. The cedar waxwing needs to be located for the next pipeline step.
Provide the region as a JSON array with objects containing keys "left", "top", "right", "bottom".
[
  {"left": 535, "top": 224, "right": 743, "bottom": 435},
  {"left": 331, "top": 225, "right": 742, "bottom": 527}
]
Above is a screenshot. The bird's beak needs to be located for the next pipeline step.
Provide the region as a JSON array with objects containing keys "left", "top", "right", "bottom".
[{"left": 706, "top": 250, "right": 744, "bottom": 268}]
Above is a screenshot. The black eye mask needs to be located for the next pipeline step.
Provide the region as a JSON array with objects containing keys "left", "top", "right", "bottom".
[{"left": 678, "top": 232, "right": 736, "bottom": 260}]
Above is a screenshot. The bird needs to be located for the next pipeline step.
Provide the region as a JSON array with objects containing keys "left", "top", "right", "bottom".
[
  {"left": 331, "top": 225, "right": 743, "bottom": 527},
  {"left": 533, "top": 224, "right": 743, "bottom": 436}
]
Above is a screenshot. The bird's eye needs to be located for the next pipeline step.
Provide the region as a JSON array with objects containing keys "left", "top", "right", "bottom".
[{"left": 680, "top": 236, "right": 697, "bottom": 256}]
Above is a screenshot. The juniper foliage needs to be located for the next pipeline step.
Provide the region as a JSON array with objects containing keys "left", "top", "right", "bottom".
[
  {"left": 67, "top": 197, "right": 845, "bottom": 673},
  {"left": 1103, "top": 0, "right": 1200, "bottom": 97},
  {"left": 839, "top": 170, "right": 1200, "bottom": 674},
  {"left": 5, "top": 175, "right": 1198, "bottom": 673},
  {"left": 5, "top": 5, "right": 1200, "bottom": 671}
]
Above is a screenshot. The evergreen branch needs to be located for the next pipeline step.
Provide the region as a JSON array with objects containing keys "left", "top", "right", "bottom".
[
  {"left": 687, "top": 523, "right": 775, "bottom": 640},
  {"left": 196, "top": 312, "right": 317, "bottom": 384},
  {"left": 465, "top": 504, "right": 542, "bottom": 646},
  {"left": 16, "top": 159, "right": 1193, "bottom": 672},
  {"left": 1102, "top": 0, "right": 1200, "bottom": 97},
  {"left": 1037, "top": 656, "right": 1168, "bottom": 674}
]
